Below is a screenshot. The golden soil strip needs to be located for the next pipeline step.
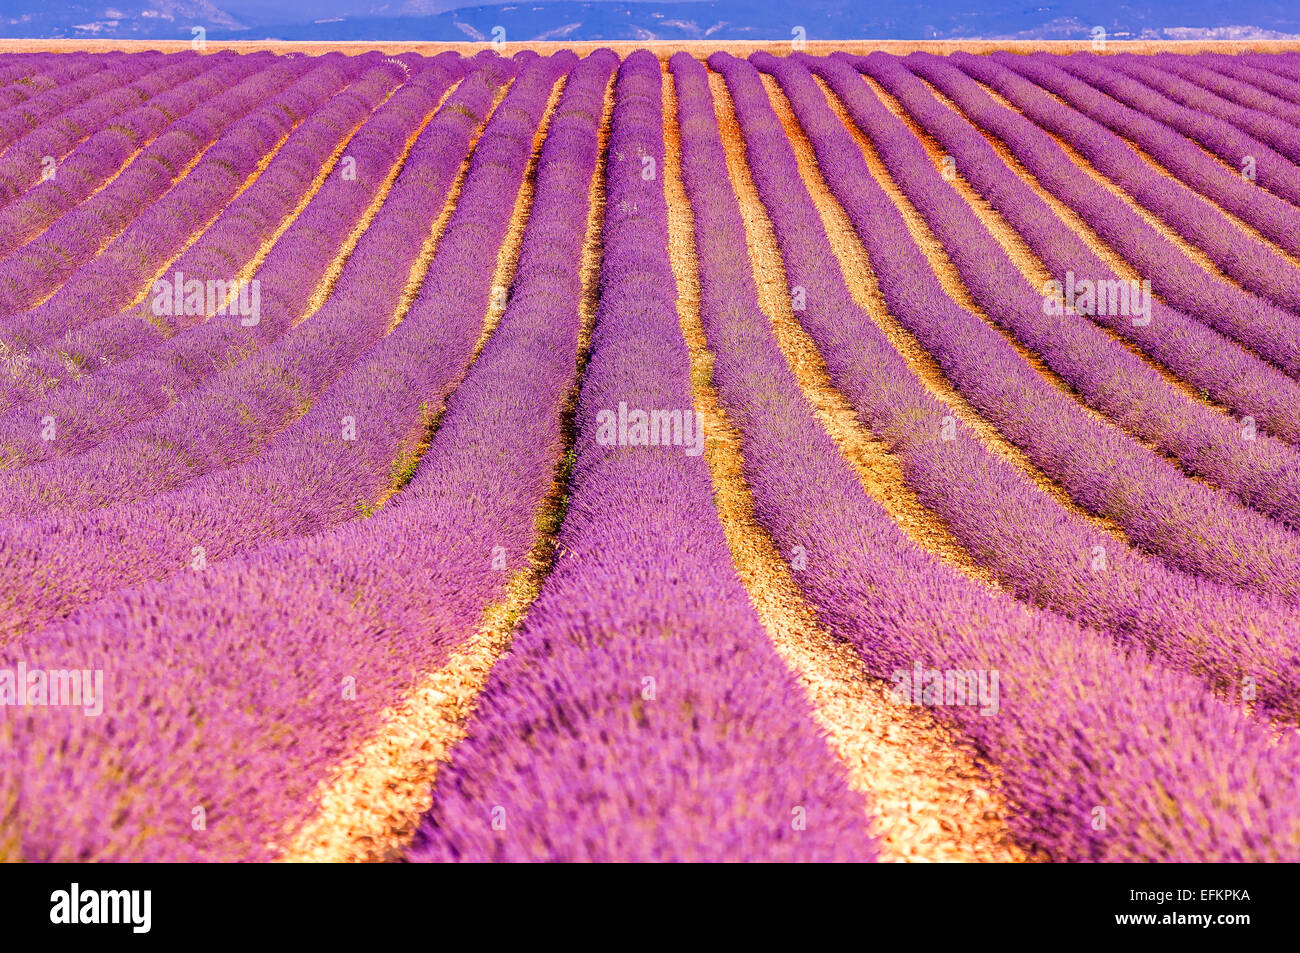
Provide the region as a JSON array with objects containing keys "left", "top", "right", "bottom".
[
  {"left": 294, "top": 77, "right": 466, "bottom": 326},
  {"left": 865, "top": 72, "right": 1240, "bottom": 419},
  {"left": 473, "top": 74, "right": 571, "bottom": 347},
  {"left": 815, "top": 73, "right": 1222, "bottom": 499},
  {"left": 1014, "top": 72, "right": 1300, "bottom": 273},
  {"left": 367, "top": 74, "right": 567, "bottom": 513},
  {"left": 24, "top": 130, "right": 228, "bottom": 312},
  {"left": 276, "top": 75, "right": 611, "bottom": 864},
  {"left": 275, "top": 610, "right": 514, "bottom": 862},
  {"left": 226, "top": 78, "right": 404, "bottom": 314},
  {"left": 575, "top": 82, "right": 612, "bottom": 357},
  {"left": 964, "top": 76, "right": 1268, "bottom": 301},
  {"left": 707, "top": 71, "right": 1007, "bottom": 589},
  {"left": 737, "top": 70, "right": 1126, "bottom": 551},
  {"left": 384, "top": 79, "right": 507, "bottom": 335},
  {"left": 663, "top": 69, "right": 1028, "bottom": 864}
]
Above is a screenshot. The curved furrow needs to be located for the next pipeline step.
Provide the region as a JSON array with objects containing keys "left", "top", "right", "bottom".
[
  {"left": 0, "top": 53, "right": 159, "bottom": 162},
  {"left": 776, "top": 54, "right": 1300, "bottom": 596},
  {"left": 0, "top": 53, "right": 207, "bottom": 207},
  {"left": 0, "top": 53, "right": 564, "bottom": 644},
  {"left": 671, "top": 50, "right": 1300, "bottom": 864},
  {"left": 706, "top": 74, "right": 1022, "bottom": 589},
  {"left": 706, "top": 52, "right": 1300, "bottom": 722},
  {"left": 0, "top": 58, "right": 432, "bottom": 468},
  {"left": 407, "top": 51, "right": 881, "bottom": 864},
  {"left": 902, "top": 52, "right": 1300, "bottom": 380},
  {"left": 1057, "top": 52, "right": 1300, "bottom": 210},
  {"left": 939, "top": 53, "right": 1300, "bottom": 321},
  {"left": 996, "top": 53, "right": 1300, "bottom": 260},
  {"left": 662, "top": 59, "right": 1027, "bottom": 864},
  {"left": 0, "top": 49, "right": 620, "bottom": 864},
  {"left": 1146, "top": 54, "right": 1300, "bottom": 151},
  {"left": 0, "top": 55, "right": 322, "bottom": 336},
  {"left": 0, "top": 54, "right": 259, "bottom": 257},
  {"left": 855, "top": 53, "right": 1300, "bottom": 449},
  {"left": 1198, "top": 53, "right": 1300, "bottom": 117},
  {"left": 281, "top": 54, "right": 617, "bottom": 863}
]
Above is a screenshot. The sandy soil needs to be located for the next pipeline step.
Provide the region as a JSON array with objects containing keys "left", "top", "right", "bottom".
[
  {"left": 662, "top": 68, "right": 1029, "bottom": 863},
  {"left": 278, "top": 71, "right": 596, "bottom": 862}
]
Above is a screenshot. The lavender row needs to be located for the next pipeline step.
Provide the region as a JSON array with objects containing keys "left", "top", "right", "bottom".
[
  {"left": 1131, "top": 52, "right": 1300, "bottom": 121},
  {"left": 1051, "top": 53, "right": 1300, "bottom": 211},
  {"left": 0, "top": 56, "right": 493, "bottom": 500},
  {"left": 851, "top": 53, "right": 1300, "bottom": 449},
  {"left": 0, "top": 52, "right": 281, "bottom": 265},
  {"left": 708, "top": 54, "right": 1300, "bottom": 720},
  {"left": 410, "top": 51, "right": 879, "bottom": 863},
  {"left": 1146, "top": 53, "right": 1300, "bottom": 159},
  {"left": 937, "top": 53, "right": 1300, "bottom": 320},
  {"left": 904, "top": 53, "right": 1300, "bottom": 382},
  {"left": 791, "top": 55, "right": 1300, "bottom": 594},
  {"left": 1197, "top": 53, "right": 1300, "bottom": 118},
  {"left": 0, "top": 53, "right": 263, "bottom": 258},
  {"left": 1237, "top": 51, "right": 1300, "bottom": 91},
  {"left": 0, "top": 55, "right": 340, "bottom": 349},
  {"left": 682, "top": 50, "right": 1300, "bottom": 862},
  {"left": 1104, "top": 53, "right": 1300, "bottom": 171},
  {"left": 0, "top": 53, "right": 560, "bottom": 642},
  {"left": 0, "top": 57, "right": 55, "bottom": 101},
  {"left": 0, "top": 60, "right": 412, "bottom": 454},
  {"left": 0, "top": 52, "right": 180, "bottom": 198},
  {"left": 0, "top": 50, "right": 622, "bottom": 862},
  {"left": 0, "top": 53, "right": 143, "bottom": 153},
  {"left": 0, "top": 55, "right": 114, "bottom": 114},
  {"left": 996, "top": 54, "right": 1300, "bottom": 261},
  {"left": 0, "top": 53, "right": 305, "bottom": 331},
  {"left": 0, "top": 55, "right": 451, "bottom": 421},
  {"left": 0, "top": 53, "right": 199, "bottom": 205}
]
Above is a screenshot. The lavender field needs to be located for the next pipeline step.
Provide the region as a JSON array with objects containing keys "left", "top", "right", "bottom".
[{"left": 1, "top": 43, "right": 1299, "bottom": 863}]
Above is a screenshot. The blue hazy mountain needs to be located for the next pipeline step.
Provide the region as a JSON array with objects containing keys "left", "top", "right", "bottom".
[{"left": 4, "top": 0, "right": 1299, "bottom": 41}]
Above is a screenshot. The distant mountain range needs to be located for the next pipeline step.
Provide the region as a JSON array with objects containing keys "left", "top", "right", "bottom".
[{"left": 4, "top": 0, "right": 1300, "bottom": 42}]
